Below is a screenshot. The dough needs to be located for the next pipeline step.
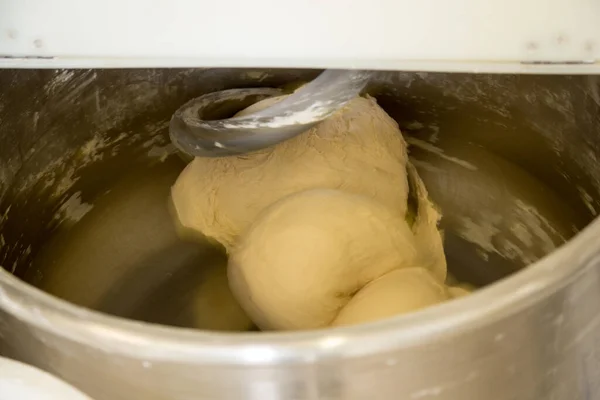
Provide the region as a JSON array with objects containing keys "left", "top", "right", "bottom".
[
  {"left": 228, "top": 189, "right": 432, "bottom": 330},
  {"left": 448, "top": 283, "right": 475, "bottom": 299},
  {"left": 171, "top": 96, "right": 410, "bottom": 251},
  {"left": 191, "top": 259, "right": 255, "bottom": 331},
  {"left": 332, "top": 268, "right": 449, "bottom": 327},
  {"left": 406, "top": 161, "right": 446, "bottom": 280},
  {"left": 172, "top": 95, "right": 469, "bottom": 330}
]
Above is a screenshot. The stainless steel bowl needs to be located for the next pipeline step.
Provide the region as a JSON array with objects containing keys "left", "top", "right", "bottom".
[{"left": 1, "top": 69, "right": 599, "bottom": 400}]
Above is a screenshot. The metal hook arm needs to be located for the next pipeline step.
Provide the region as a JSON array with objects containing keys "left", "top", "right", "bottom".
[{"left": 169, "top": 69, "right": 372, "bottom": 157}]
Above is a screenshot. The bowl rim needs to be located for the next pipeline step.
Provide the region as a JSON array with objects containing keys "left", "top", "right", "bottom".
[{"left": 1, "top": 214, "right": 597, "bottom": 366}]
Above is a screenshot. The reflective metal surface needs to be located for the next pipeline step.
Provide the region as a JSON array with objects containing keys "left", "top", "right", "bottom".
[
  {"left": 1, "top": 69, "right": 600, "bottom": 400},
  {"left": 169, "top": 70, "right": 371, "bottom": 157}
]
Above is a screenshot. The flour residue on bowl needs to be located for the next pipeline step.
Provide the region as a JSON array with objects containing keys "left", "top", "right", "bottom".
[
  {"left": 54, "top": 192, "right": 93, "bottom": 228},
  {"left": 577, "top": 186, "right": 597, "bottom": 216},
  {"left": 455, "top": 199, "right": 567, "bottom": 265},
  {"left": 407, "top": 138, "right": 477, "bottom": 171}
]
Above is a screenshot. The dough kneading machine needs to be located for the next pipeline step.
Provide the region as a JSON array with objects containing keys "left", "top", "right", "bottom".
[{"left": 1, "top": 1, "right": 600, "bottom": 399}]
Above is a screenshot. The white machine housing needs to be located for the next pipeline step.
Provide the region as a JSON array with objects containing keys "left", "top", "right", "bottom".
[{"left": 1, "top": 0, "right": 600, "bottom": 74}]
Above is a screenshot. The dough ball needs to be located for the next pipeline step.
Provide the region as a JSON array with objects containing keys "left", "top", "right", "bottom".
[
  {"left": 448, "top": 283, "right": 475, "bottom": 299},
  {"left": 171, "top": 96, "right": 410, "bottom": 251},
  {"left": 191, "top": 262, "right": 254, "bottom": 331},
  {"left": 332, "top": 268, "right": 449, "bottom": 327},
  {"left": 445, "top": 272, "right": 459, "bottom": 286},
  {"left": 228, "top": 189, "right": 424, "bottom": 331},
  {"left": 171, "top": 93, "right": 456, "bottom": 330}
]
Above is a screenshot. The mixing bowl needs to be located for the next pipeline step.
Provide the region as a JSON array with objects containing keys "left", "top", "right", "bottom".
[{"left": 1, "top": 69, "right": 599, "bottom": 400}]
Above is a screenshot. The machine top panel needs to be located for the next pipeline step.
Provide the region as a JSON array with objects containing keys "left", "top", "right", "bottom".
[{"left": 1, "top": 0, "right": 600, "bottom": 73}]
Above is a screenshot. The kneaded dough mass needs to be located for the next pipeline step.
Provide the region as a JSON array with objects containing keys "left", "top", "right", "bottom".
[
  {"left": 172, "top": 95, "right": 471, "bottom": 330},
  {"left": 172, "top": 96, "right": 410, "bottom": 251}
]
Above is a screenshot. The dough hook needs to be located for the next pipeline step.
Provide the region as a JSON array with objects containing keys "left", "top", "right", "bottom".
[{"left": 169, "top": 69, "right": 372, "bottom": 157}]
